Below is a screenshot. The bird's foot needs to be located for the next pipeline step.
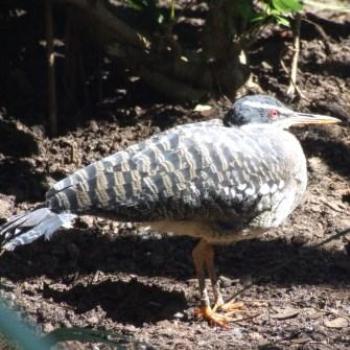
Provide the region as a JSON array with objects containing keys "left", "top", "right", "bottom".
[
  {"left": 194, "top": 301, "right": 245, "bottom": 328},
  {"left": 194, "top": 305, "right": 233, "bottom": 328}
]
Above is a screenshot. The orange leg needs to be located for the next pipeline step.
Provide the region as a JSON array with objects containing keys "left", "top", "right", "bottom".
[
  {"left": 192, "top": 239, "right": 210, "bottom": 308},
  {"left": 192, "top": 240, "right": 244, "bottom": 327}
]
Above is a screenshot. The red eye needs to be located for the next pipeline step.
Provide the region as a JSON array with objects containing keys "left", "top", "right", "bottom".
[{"left": 269, "top": 109, "right": 279, "bottom": 120}]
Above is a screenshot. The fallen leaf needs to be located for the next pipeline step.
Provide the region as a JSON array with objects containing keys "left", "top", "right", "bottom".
[
  {"left": 324, "top": 317, "right": 349, "bottom": 329},
  {"left": 271, "top": 307, "right": 299, "bottom": 320}
]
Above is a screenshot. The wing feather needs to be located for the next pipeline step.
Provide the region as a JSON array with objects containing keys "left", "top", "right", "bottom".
[{"left": 46, "top": 121, "right": 291, "bottom": 227}]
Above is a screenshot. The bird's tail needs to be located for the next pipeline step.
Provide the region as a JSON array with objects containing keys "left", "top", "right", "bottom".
[{"left": 0, "top": 206, "right": 76, "bottom": 252}]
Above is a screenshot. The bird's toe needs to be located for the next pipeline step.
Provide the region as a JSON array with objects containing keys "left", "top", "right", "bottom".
[
  {"left": 213, "top": 300, "right": 245, "bottom": 314},
  {"left": 194, "top": 306, "right": 233, "bottom": 328}
]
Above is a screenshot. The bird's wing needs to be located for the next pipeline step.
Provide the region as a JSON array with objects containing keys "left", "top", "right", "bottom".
[
  {"left": 47, "top": 122, "right": 290, "bottom": 224},
  {"left": 46, "top": 119, "right": 222, "bottom": 199}
]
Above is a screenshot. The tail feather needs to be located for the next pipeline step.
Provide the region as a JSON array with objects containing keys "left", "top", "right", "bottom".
[{"left": 0, "top": 207, "right": 76, "bottom": 251}]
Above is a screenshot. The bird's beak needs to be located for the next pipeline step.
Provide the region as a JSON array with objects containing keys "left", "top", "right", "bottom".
[
  {"left": 290, "top": 112, "right": 341, "bottom": 126},
  {"left": 278, "top": 111, "right": 341, "bottom": 128}
]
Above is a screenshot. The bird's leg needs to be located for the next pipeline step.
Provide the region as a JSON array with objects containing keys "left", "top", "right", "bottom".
[
  {"left": 192, "top": 240, "right": 210, "bottom": 308},
  {"left": 203, "top": 243, "right": 245, "bottom": 315},
  {"left": 202, "top": 242, "right": 223, "bottom": 307},
  {"left": 192, "top": 240, "right": 234, "bottom": 327}
]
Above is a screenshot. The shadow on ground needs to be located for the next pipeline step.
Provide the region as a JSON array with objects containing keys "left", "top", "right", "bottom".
[
  {"left": 43, "top": 279, "right": 187, "bottom": 326},
  {"left": 0, "top": 120, "right": 47, "bottom": 203},
  {"left": 0, "top": 230, "right": 349, "bottom": 286},
  {"left": 302, "top": 134, "right": 350, "bottom": 179},
  {"left": 0, "top": 121, "right": 39, "bottom": 157},
  {"left": 0, "top": 159, "right": 47, "bottom": 203}
]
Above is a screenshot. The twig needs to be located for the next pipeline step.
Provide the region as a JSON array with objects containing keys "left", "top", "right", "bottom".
[
  {"left": 58, "top": 0, "right": 151, "bottom": 50},
  {"left": 281, "top": 59, "right": 306, "bottom": 100},
  {"left": 320, "top": 199, "right": 347, "bottom": 214},
  {"left": 46, "top": 0, "right": 58, "bottom": 137},
  {"left": 287, "top": 13, "right": 303, "bottom": 98},
  {"left": 226, "top": 227, "right": 350, "bottom": 303},
  {"left": 302, "top": 17, "right": 332, "bottom": 55}
]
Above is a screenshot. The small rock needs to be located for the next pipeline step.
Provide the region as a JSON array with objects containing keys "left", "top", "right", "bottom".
[
  {"left": 271, "top": 307, "right": 299, "bottom": 320},
  {"left": 87, "top": 314, "right": 99, "bottom": 324},
  {"left": 308, "top": 156, "right": 328, "bottom": 175},
  {"left": 96, "top": 142, "right": 109, "bottom": 154},
  {"left": 261, "top": 61, "right": 272, "bottom": 70},
  {"left": 305, "top": 309, "right": 323, "bottom": 320},
  {"left": 43, "top": 322, "right": 55, "bottom": 333},
  {"left": 61, "top": 319, "right": 72, "bottom": 328},
  {"left": 89, "top": 120, "right": 99, "bottom": 132},
  {"left": 125, "top": 222, "right": 134, "bottom": 229},
  {"left": 109, "top": 221, "right": 120, "bottom": 234},
  {"left": 219, "top": 275, "right": 233, "bottom": 287},
  {"left": 193, "top": 104, "right": 212, "bottom": 113},
  {"left": 174, "top": 312, "right": 184, "bottom": 319},
  {"left": 324, "top": 317, "right": 349, "bottom": 329}
]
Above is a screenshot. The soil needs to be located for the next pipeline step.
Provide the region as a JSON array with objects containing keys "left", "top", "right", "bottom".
[{"left": 0, "top": 5, "right": 349, "bottom": 350}]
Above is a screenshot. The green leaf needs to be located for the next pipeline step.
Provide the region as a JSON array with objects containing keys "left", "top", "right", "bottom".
[
  {"left": 251, "top": 13, "right": 270, "bottom": 23},
  {"left": 272, "top": 0, "right": 303, "bottom": 12},
  {"left": 276, "top": 15, "right": 291, "bottom": 26}
]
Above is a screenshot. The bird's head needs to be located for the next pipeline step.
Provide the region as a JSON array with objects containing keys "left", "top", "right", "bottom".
[{"left": 224, "top": 95, "right": 340, "bottom": 129}]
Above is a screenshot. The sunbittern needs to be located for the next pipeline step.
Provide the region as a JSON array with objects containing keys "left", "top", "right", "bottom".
[{"left": 0, "top": 95, "right": 340, "bottom": 326}]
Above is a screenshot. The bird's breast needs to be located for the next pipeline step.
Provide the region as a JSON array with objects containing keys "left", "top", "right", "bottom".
[{"left": 144, "top": 219, "right": 267, "bottom": 245}]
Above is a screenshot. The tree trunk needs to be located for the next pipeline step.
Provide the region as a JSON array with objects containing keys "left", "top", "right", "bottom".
[{"left": 58, "top": 0, "right": 250, "bottom": 101}]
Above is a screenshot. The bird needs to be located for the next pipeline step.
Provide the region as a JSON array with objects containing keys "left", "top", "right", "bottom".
[{"left": 0, "top": 95, "right": 340, "bottom": 327}]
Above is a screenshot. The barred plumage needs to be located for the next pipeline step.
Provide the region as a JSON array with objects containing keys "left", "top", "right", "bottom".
[
  {"left": 0, "top": 95, "right": 340, "bottom": 326},
  {"left": 46, "top": 122, "right": 305, "bottom": 230}
]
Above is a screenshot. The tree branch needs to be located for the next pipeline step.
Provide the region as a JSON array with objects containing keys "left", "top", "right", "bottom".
[{"left": 57, "top": 0, "right": 151, "bottom": 49}]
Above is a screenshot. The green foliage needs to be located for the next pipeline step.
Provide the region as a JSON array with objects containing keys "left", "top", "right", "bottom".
[
  {"left": 254, "top": 0, "right": 303, "bottom": 26},
  {"left": 0, "top": 300, "right": 154, "bottom": 349},
  {"left": 0, "top": 302, "right": 50, "bottom": 350},
  {"left": 124, "top": 0, "right": 303, "bottom": 30},
  {"left": 272, "top": 0, "right": 303, "bottom": 12}
]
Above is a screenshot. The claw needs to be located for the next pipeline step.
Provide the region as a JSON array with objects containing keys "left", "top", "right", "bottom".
[{"left": 194, "top": 306, "right": 232, "bottom": 328}]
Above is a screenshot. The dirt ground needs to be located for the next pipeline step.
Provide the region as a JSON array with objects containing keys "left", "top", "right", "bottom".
[{"left": 0, "top": 6, "right": 349, "bottom": 350}]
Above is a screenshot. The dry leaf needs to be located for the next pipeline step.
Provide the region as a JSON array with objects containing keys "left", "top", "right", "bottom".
[
  {"left": 271, "top": 307, "right": 299, "bottom": 320},
  {"left": 324, "top": 317, "right": 349, "bottom": 329}
]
